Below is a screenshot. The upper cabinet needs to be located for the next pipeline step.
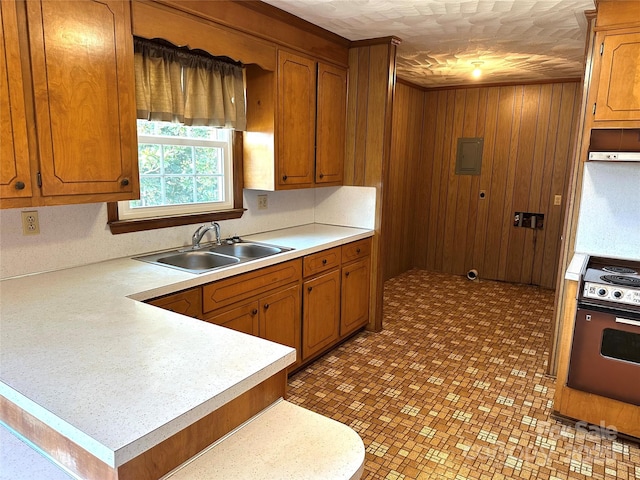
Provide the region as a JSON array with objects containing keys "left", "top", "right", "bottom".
[
  {"left": 26, "top": 0, "right": 138, "bottom": 201},
  {"left": 587, "top": 1, "right": 640, "bottom": 128},
  {"left": 1, "top": 0, "right": 138, "bottom": 209},
  {"left": 593, "top": 31, "right": 640, "bottom": 123},
  {"left": 0, "top": 0, "right": 32, "bottom": 202},
  {"left": 244, "top": 49, "right": 347, "bottom": 190}
]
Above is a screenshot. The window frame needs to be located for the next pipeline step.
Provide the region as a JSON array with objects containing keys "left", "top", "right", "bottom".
[{"left": 107, "top": 131, "right": 245, "bottom": 234}]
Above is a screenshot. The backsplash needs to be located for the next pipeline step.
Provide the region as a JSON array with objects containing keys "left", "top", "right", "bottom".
[
  {"left": 574, "top": 162, "right": 640, "bottom": 260},
  {"left": 0, "top": 186, "right": 375, "bottom": 279}
]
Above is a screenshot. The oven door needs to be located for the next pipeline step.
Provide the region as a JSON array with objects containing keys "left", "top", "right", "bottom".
[{"left": 567, "top": 306, "right": 640, "bottom": 406}]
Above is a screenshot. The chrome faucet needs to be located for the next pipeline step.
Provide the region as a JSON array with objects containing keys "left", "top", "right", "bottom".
[{"left": 192, "top": 222, "right": 221, "bottom": 248}]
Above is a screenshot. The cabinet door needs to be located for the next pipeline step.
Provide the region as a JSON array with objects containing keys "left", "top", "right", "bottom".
[
  {"left": 341, "top": 257, "right": 370, "bottom": 337},
  {"left": 277, "top": 51, "right": 315, "bottom": 188},
  {"left": 302, "top": 269, "right": 340, "bottom": 361},
  {"left": 259, "top": 283, "right": 301, "bottom": 367},
  {"left": 205, "top": 302, "right": 260, "bottom": 337},
  {"left": 147, "top": 288, "right": 202, "bottom": 319},
  {"left": 0, "top": 0, "right": 32, "bottom": 200},
  {"left": 315, "top": 63, "right": 346, "bottom": 185},
  {"left": 595, "top": 32, "right": 640, "bottom": 122},
  {"left": 26, "top": 0, "right": 138, "bottom": 199}
]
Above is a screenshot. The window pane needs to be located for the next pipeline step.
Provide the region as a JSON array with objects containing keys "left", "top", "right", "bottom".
[
  {"left": 165, "top": 176, "right": 195, "bottom": 205},
  {"left": 133, "top": 176, "right": 163, "bottom": 207},
  {"left": 163, "top": 145, "right": 194, "bottom": 174},
  {"left": 196, "top": 176, "right": 222, "bottom": 203},
  {"left": 195, "top": 147, "right": 222, "bottom": 174},
  {"left": 138, "top": 144, "right": 161, "bottom": 175}
]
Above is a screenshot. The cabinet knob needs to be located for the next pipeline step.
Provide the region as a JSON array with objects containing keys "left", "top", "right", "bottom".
[
  {"left": 15, "top": 181, "right": 25, "bottom": 190},
  {"left": 345, "top": 272, "right": 350, "bottom": 278},
  {"left": 319, "top": 173, "right": 324, "bottom": 179},
  {"left": 322, "top": 259, "right": 327, "bottom": 265},
  {"left": 120, "top": 178, "right": 130, "bottom": 187},
  {"left": 308, "top": 286, "right": 313, "bottom": 292},
  {"left": 282, "top": 175, "right": 288, "bottom": 181},
  {"left": 251, "top": 308, "right": 258, "bottom": 315},
  {"left": 264, "top": 303, "right": 269, "bottom": 310}
]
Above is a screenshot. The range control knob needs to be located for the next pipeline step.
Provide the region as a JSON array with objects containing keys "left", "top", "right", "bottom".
[
  {"left": 613, "top": 290, "right": 623, "bottom": 299},
  {"left": 597, "top": 288, "right": 607, "bottom": 297}
]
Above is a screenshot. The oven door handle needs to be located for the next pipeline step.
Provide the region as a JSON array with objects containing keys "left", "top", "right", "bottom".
[{"left": 616, "top": 317, "right": 640, "bottom": 327}]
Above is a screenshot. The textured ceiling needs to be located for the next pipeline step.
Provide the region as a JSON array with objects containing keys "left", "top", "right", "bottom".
[{"left": 262, "top": 0, "right": 596, "bottom": 87}]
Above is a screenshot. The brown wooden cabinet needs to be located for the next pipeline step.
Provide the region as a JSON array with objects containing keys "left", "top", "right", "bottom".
[
  {"left": 244, "top": 50, "right": 347, "bottom": 190},
  {"left": 316, "top": 62, "right": 347, "bottom": 185},
  {"left": 340, "top": 238, "right": 371, "bottom": 337},
  {"left": 1, "top": 0, "right": 139, "bottom": 208},
  {"left": 205, "top": 301, "right": 260, "bottom": 337},
  {"left": 302, "top": 268, "right": 340, "bottom": 362},
  {"left": 147, "top": 287, "right": 202, "bottom": 319},
  {"left": 146, "top": 239, "right": 371, "bottom": 372},
  {"left": 260, "top": 284, "right": 301, "bottom": 368},
  {"left": 27, "top": 0, "right": 138, "bottom": 201},
  {"left": 593, "top": 31, "right": 640, "bottom": 123},
  {"left": 201, "top": 259, "right": 303, "bottom": 367},
  {"left": 0, "top": 0, "right": 32, "bottom": 204}
]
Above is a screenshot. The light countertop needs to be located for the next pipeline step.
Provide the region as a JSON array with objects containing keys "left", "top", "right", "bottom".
[
  {"left": 0, "top": 223, "right": 373, "bottom": 469},
  {"left": 565, "top": 253, "right": 589, "bottom": 282},
  {"left": 164, "top": 399, "right": 365, "bottom": 480}
]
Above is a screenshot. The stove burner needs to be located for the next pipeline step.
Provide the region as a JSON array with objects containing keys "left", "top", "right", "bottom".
[
  {"left": 601, "top": 275, "right": 640, "bottom": 287},
  {"left": 602, "top": 266, "right": 638, "bottom": 275}
]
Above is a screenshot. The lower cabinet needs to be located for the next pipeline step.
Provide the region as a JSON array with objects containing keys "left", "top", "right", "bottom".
[
  {"left": 302, "top": 269, "right": 340, "bottom": 361},
  {"left": 204, "top": 301, "right": 259, "bottom": 336},
  {"left": 260, "top": 284, "right": 301, "bottom": 369},
  {"left": 341, "top": 257, "right": 370, "bottom": 336},
  {"left": 146, "top": 238, "right": 372, "bottom": 372}
]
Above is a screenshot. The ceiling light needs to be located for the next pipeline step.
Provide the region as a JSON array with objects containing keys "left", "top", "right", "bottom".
[{"left": 472, "top": 62, "right": 483, "bottom": 79}]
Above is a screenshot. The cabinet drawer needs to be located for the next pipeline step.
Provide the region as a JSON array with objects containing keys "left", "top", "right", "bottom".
[
  {"left": 147, "top": 288, "right": 202, "bottom": 319},
  {"left": 303, "top": 247, "right": 341, "bottom": 278},
  {"left": 203, "top": 259, "right": 302, "bottom": 313},
  {"left": 342, "top": 238, "right": 371, "bottom": 263}
]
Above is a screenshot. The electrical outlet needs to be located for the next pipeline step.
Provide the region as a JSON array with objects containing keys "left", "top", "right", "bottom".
[
  {"left": 257, "top": 194, "right": 268, "bottom": 210},
  {"left": 554, "top": 195, "right": 562, "bottom": 206},
  {"left": 21, "top": 210, "right": 40, "bottom": 235}
]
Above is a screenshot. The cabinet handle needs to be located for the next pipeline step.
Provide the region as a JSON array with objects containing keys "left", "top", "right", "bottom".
[
  {"left": 120, "top": 178, "right": 130, "bottom": 187},
  {"left": 308, "top": 286, "right": 313, "bottom": 292},
  {"left": 15, "top": 181, "right": 25, "bottom": 190},
  {"left": 264, "top": 304, "right": 269, "bottom": 310},
  {"left": 345, "top": 272, "right": 350, "bottom": 278},
  {"left": 319, "top": 173, "right": 324, "bottom": 179},
  {"left": 251, "top": 308, "right": 258, "bottom": 315},
  {"left": 322, "top": 259, "right": 327, "bottom": 265},
  {"left": 356, "top": 248, "right": 361, "bottom": 254},
  {"left": 282, "top": 175, "right": 288, "bottom": 181}
]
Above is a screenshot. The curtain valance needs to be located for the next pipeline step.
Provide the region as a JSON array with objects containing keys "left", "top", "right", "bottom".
[{"left": 133, "top": 37, "right": 246, "bottom": 130}]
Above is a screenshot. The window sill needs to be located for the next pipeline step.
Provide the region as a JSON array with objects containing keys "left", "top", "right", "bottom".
[{"left": 107, "top": 205, "right": 246, "bottom": 234}]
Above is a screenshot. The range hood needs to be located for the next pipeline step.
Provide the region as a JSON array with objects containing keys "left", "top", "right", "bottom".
[
  {"left": 588, "top": 129, "right": 640, "bottom": 161},
  {"left": 588, "top": 151, "right": 640, "bottom": 161}
]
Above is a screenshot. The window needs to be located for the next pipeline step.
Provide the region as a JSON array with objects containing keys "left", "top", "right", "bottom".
[{"left": 117, "top": 120, "right": 233, "bottom": 221}]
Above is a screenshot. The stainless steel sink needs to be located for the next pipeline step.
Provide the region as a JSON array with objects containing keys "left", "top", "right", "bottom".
[
  {"left": 157, "top": 251, "right": 239, "bottom": 271},
  {"left": 210, "top": 242, "right": 284, "bottom": 259},
  {"left": 134, "top": 239, "right": 293, "bottom": 274}
]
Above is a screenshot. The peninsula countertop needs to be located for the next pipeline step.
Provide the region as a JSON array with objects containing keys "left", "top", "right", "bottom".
[{"left": 0, "top": 223, "right": 373, "bottom": 469}]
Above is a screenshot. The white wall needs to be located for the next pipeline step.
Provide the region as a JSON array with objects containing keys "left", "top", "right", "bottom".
[
  {"left": 574, "top": 162, "right": 640, "bottom": 261},
  {"left": 0, "top": 186, "right": 375, "bottom": 279}
]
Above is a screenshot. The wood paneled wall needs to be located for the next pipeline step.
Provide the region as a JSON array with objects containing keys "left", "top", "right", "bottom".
[
  {"left": 388, "top": 81, "right": 581, "bottom": 288},
  {"left": 345, "top": 39, "right": 398, "bottom": 330},
  {"left": 385, "top": 82, "right": 425, "bottom": 280}
]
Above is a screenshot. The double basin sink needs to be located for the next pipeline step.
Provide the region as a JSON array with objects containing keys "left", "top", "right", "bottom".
[{"left": 134, "top": 240, "right": 293, "bottom": 274}]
